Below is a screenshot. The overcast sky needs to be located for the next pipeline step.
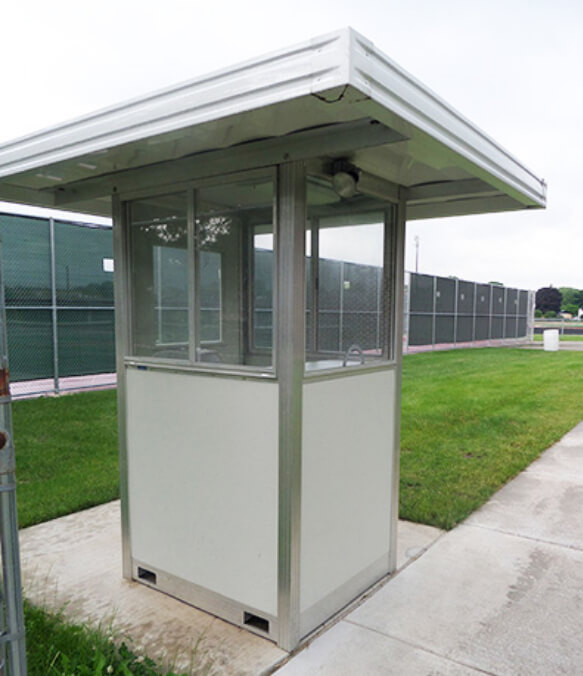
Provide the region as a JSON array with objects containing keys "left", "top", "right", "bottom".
[{"left": 1, "top": 0, "right": 580, "bottom": 290}]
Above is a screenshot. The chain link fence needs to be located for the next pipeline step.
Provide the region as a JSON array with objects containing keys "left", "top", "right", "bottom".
[
  {"left": 0, "top": 213, "right": 115, "bottom": 398},
  {"left": 404, "top": 272, "right": 534, "bottom": 353},
  {"left": 0, "top": 212, "right": 536, "bottom": 397}
]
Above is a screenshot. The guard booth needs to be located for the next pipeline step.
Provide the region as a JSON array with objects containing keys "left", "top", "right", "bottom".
[{"left": 0, "top": 29, "right": 546, "bottom": 651}]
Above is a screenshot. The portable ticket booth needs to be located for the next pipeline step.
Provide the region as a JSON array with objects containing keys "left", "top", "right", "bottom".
[{"left": 0, "top": 29, "right": 546, "bottom": 650}]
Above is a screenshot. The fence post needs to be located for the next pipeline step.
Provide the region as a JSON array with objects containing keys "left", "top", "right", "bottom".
[
  {"left": 453, "top": 278, "right": 459, "bottom": 347},
  {"left": 431, "top": 275, "right": 437, "bottom": 350},
  {"left": 472, "top": 281, "right": 477, "bottom": 345},
  {"left": 0, "top": 238, "right": 28, "bottom": 675},
  {"left": 49, "top": 218, "right": 59, "bottom": 395}
]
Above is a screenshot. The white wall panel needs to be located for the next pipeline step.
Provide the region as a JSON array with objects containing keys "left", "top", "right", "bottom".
[
  {"left": 301, "top": 369, "right": 396, "bottom": 616},
  {"left": 126, "top": 368, "right": 279, "bottom": 615}
]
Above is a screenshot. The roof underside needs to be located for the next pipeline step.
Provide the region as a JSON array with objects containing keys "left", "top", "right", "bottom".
[{"left": 0, "top": 29, "right": 546, "bottom": 220}]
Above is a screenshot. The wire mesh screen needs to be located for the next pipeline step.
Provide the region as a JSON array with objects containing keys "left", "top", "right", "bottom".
[
  {"left": 405, "top": 272, "right": 533, "bottom": 353},
  {"left": 0, "top": 213, "right": 115, "bottom": 397}
]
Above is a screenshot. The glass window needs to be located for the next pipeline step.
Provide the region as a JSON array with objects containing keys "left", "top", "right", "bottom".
[
  {"left": 305, "top": 176, "right": 389, "bottom": 371},
  {"left": 196, "top": 176, "right": 274, "bottom": 367},
  {"left": 128, "top": 193, "right": 188, "bottom": 359}
]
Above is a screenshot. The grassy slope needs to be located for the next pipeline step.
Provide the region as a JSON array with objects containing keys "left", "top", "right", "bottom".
[
  {"left": 13, "top": 389, "right": 119, "bottom": 528},
  {"left": 400, "top": 348, "right": 583, "bottom": 529}
]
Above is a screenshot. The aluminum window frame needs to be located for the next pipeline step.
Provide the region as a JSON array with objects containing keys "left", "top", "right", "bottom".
[{"left": 120, "top": 167, "right": 277, "bottom": 377}]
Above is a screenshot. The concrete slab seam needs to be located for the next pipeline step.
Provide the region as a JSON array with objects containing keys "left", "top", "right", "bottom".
[
  {"left": 266, "top": 529, "right": 448, "bottom": 672},
  {"left": 459, "top": 523, "right": 583, "bottom": 553},
  {"left": 342, "top": 619, "right": 497, "bottom": 675}
]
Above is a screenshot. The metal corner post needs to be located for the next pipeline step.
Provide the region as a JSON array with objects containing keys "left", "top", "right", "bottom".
[
  {"left": 0, "top": 238, "right": 27, "bottom": 675},
  {"left": 49, "top": 217, "right": 59, "bottom": 395},
  {"left": 112, "top": 194, "right": 132, "bottom": 579},
  {"left": 387, "top": 194, "right": 406, "bottom": 571},
  {"left": 276, "top": 161, "right": 306, "bottom": 651}
]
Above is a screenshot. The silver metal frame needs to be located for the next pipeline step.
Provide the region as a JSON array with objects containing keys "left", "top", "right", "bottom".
[
  {"left": 112, "top": 193, "right": 132, "bottom": 579},
  {"left": 276, "top": 161, "right": 306, "bottom": 651},
  {"left": 388, "top": 195, "right": 406, "bottom": 571},
  {"left": 0, "top": 238, "right": 27, "bottom": 675},
  {"left": 132, "top": 558, "right": 279, "bottom": 641}
]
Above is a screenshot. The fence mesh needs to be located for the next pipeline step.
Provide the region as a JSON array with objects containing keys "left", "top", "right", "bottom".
[
  {"left": 0, "top": 211, "right": 536, "bottom": 396},
  {"left": 0, "top": 213, "right": 115, "bottom": 397},
  {"left": 404, "top": 272, "right": 533, "bottom": 352}
]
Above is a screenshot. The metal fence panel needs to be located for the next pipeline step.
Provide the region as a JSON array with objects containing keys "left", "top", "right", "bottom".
[
  {"left": 0, "top": 213, "right": 116, "bottom": 396},
  {"left": 405, "top": 273, "right": 532, "bottom": 353},
  {"left": 5, "top": 309, "right": 53, "bottom": 381}
]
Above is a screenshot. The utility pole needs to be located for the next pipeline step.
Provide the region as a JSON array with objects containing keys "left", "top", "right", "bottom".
[{"left": 414, "top": 235, "right": 420, "bottom": 273}]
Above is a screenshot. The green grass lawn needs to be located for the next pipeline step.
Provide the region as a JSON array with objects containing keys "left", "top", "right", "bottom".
[
  {"left": 25, "top": 601, "right": 183, "bottom": 676},
  {"left": 533, "top": 333, "right": 583, "bottom": 341},
  {"left": 12, "top": 347, "right": 583, "bottom": 672},
  {"left": 400, "top": 348, "right": 583, "bottom": 528},
  {"left": 13, "top": 390, "right": 119, "bottom": 528}
]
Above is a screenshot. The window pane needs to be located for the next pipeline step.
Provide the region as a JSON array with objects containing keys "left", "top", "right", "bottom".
[
  {"left": 306, "top": 174, "right": 388, "bottom": 371},
  {"left": 196, "top": 176, "right": 274, "bottom": 367},
  {"left": 318, "top": 221, "right": 384, "bottom": 359},
  {"left": 129, "top": 193, "right": 188, "bottom": 359},
  {"left": 253, "top": 231, "right": 273, "bottom": 351}
]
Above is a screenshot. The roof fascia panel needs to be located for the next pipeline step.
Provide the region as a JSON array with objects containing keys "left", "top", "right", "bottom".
[
  {"left": 0, "top": 30, "right": 352, "bottom": 180},
  {"left": 347, "top": 30, "right": 546, "bottom": 208}
]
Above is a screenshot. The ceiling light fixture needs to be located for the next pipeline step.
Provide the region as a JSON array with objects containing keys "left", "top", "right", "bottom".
[{"left": 331, "top": 160, "right": 359, "bottom": 198}]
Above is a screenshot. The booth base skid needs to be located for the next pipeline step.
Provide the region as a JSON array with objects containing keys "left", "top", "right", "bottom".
[{"left": 132, "top": 559, "right": 279, "bottom": 641}]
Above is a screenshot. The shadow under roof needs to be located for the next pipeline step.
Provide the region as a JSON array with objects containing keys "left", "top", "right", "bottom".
[{"left": 0, "top": 28, "right": 546, "bottom": 219}]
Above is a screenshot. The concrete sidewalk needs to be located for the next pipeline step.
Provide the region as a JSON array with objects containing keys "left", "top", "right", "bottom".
[
  {"left": 18, "top": 505, "right": 441, "bottom": 674},
  {"left": 277, "top": 422, "right": 583, "bottom": 675}
]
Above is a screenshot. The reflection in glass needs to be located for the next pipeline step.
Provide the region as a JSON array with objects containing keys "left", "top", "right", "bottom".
[
  {"left": 196, "top": 177, "right": 274, "bottom": 367},
  {"left": 129, "top": 193, "right": 188, "bottom": 358},
  {"left": 306, "top": 176, "right": 388, "bottom": 371}
]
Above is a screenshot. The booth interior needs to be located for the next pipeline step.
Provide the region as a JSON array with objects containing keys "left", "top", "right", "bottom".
[{"left": 0, "top": 28, "right": 546, "bottom": 652}]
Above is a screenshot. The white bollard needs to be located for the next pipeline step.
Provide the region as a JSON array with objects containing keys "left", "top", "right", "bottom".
[{"left": 543, "top": 328, "right": 559, "bottom": 351}]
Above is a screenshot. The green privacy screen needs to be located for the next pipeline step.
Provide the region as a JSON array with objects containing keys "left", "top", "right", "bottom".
[
  {"left": 0, "top": 212, "right": 534, "bottom": 389},
  {"left": 0, "top": 214, "right": 115, "bottom": 384}
]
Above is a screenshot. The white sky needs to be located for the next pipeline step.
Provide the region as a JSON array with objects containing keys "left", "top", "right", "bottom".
[{"left": 1, "top": 0, "right": 581, "bottom": 290}]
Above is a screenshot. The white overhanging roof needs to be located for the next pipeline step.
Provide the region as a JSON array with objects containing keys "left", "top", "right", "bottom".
[{"left": 0, "top": 28, "right": 546, "bottom": 220}]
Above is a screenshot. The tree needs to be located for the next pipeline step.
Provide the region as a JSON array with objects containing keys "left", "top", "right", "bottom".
[
  {"left": 559, "top": 287, "right": 583, "bottom": 311},
  {"left": 535, "top": 286, "right": 562, "bottom": 314}
]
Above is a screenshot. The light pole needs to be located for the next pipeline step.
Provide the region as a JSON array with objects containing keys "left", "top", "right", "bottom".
[{"left": 414, "top": 235, "right": 420, "bottom": 273}]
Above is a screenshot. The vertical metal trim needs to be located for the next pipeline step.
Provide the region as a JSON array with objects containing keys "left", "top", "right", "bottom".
[
  {"left": 339, "top": 260, "right": 345, "bottom": 352},
  {"left": 112, "top": 193, "right": 132, "bottom": 579},
  {"left": 403, "top": 271, "right": 411, "bottom": 355},
  {"left": 49, "top": 217, "right": 59, "bottom": 395},
  {"left": 515, "top": 290, "right": 519, "bottom": 339},
  {"left": 308, "top": 217, "right": 319, "bottom": 356},
  {"left": 527, "top": 290, "right": 535, "bottom": 341},
  {"left": 0, "top": 238, "right": 28, "bottom": 674},
  {"left": 503, "top": 286, "right": 508, "bottom": 341},
  {"left": 382, "top": 204, "right": 395, "bottom": 360},
  {"left": 453, "top": 277, "right": 459, "bottom": 347},
  {"left": 431, "top": 274, "right": 437, "bottom": 349},
  {"left": 188, "top": 190, "right": 197, "bottom": 362},
  {"left": 388, "top": 193, "right": 406, "bottom": 571},
  {"left": 488, "top": 283, "right": 493, "bottom": 344},
  {"left": 276, "top": 161, "right": 306, "bottom": 651},
  {"left": 472, "top": 281, "right": 477, "bottom": 344}
]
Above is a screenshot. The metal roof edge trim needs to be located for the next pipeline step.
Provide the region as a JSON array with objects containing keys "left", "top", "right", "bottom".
[
  {"left": 0, "top": 29, "right": 353, "bottom": 179},
  {"left": 348, "top": 30, "right": 546, "bottom": 207}
]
